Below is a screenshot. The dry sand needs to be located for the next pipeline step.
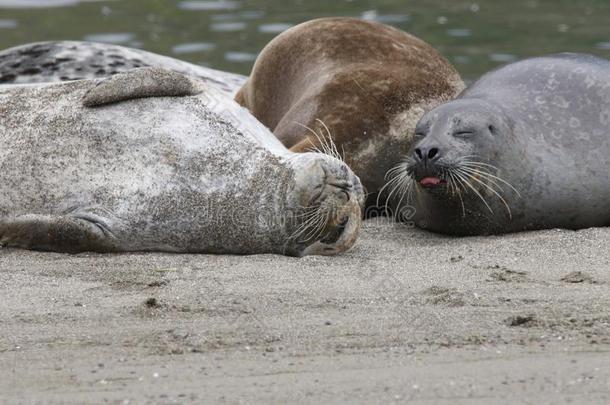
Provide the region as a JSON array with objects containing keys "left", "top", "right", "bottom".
[{"left": 0, "top": 218, "right": 609, "bottom": 404}]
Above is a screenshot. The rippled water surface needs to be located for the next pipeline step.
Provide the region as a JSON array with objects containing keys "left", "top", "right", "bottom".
[{"left": 1, "top": 0, "right": 609, "bottom": 80}]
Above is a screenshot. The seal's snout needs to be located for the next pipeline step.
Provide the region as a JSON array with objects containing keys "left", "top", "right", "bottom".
[
  {"left": 288, "top": 154, "right": 364, "bottom": 256},
  {"left": 413, "top": 145, "right": 441, "bottom": 164},
  {"left": 410, "top": 143, "right": 447, "bottom": 188}
]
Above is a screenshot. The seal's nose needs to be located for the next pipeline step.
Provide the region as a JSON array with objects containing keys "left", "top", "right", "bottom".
[{"left": 414, "top": 146, "right": 440, "bottom": 163}]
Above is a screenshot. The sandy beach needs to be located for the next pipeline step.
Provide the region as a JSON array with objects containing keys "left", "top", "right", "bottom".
[{"left": 1, "top": 218, "right": 608, "bottom": 404}]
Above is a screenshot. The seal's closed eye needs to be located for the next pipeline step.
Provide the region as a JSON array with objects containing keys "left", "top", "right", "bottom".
[
  {"left": 82, "top": 67, "right": 203, "bottom": 107},
  {"left": 453, "top": 130, "right": 475, "bottom": 138}
]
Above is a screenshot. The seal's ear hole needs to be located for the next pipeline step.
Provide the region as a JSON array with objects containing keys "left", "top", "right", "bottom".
[{"left": 488, "top": 125, "right": 496, "bottom": 135}]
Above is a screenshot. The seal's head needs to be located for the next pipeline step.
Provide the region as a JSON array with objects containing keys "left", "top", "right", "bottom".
[
  {"left": 283, "top": 153, "right": 365, "bottom": 256},
  {"left": 379, "top": 98, "right": 518, "bottom": 217},
  {"left": 408, "top": 99, "right": 514, "bottom": 191}
]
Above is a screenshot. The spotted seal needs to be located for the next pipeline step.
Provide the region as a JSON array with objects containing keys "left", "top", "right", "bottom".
[
  {"left": 0, "top": 68, "right": 363, "bottom": 255},
  {"left": 235, "top": 17, "right": 464, "bottom": 209},
  {"left": 0, "top": 41, "right": 246, "bottom": 96},
  {"left": 394, "top": 53, "right": 610, "bottom": 235}
]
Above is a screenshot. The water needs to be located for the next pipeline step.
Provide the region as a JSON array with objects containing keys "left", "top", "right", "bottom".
[{"left": 1, "top": 0, "right": 609, "bottom": 81}]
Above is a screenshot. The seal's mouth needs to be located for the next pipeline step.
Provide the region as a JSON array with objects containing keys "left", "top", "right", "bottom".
[{"left": 419, "top": 176, "right": 446, "bottom": 187}]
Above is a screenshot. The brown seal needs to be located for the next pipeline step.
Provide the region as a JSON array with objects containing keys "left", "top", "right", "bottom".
[{"left": 235, "top": 17, "right": 464, "bottom": 210}]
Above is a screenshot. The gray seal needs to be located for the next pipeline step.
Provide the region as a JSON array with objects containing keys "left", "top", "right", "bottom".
[
  {"left": 0, "top": 68, "right": 363, "bottom": 255},
  {"left": 0, "top": 41, "right": 246, "bottom": 96},
  {"left": 386, "top": 53, "right": 610, "bottom": 235}
]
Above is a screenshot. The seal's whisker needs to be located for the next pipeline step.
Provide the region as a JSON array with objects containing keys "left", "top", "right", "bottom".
[
  {"left": 448, "top": 170, "right": 459, "bottom": 197},
  {"left": 458, "top": 166, "right": 504, "bottom": 193},
  {"left": 458, "top": 166, "right": 506, "bottom": 194},
  {"left": 301, "top": 210, "right": 331, "bottom": 241},
  {"left": 382, "top": 177, "right": 402, "bottom": 216},
  {"left": 290, "top": 206, "right": 326, "bottom": 241},
  {"left": 459, "top": 161, "right": 521, "bottom": 196},
  {"left": 406, "top": 175, "right": 417, "bottom": 206},
  {"left": 457, "top": 166, "right": 517, "bottom": 216},
  {"left": 295, "top": 209, "right": 320, "bottom": 219},
  {"left": 385, "top": 171, "right": 409, "bottom": 216},
  {"left": 456, "top": 167, "right": 512, "bottom": 218},
  {"left": 449, "top": 171, "right": 468, "bottom": 217},
  {"left": 453, "top": 170, "right": 494, "bottom": 214},
  {"left": 295, "top": 121, "right": 334, "bottom": 158},
  {"left": 316, "top": 118, "right": 342, "bottom": 161},
  {"left": 394, "top": 175, "right": 413, "bottom": 221},
  {"left": 376, "top": 157, "right": 417, "bottom": 217},
  {"left": 376, "top": 168, "right": 404, "bottom": 208},
  {"left": 384, "top": 162, "right": 408, "bottom": 181},
  {"left": 441, "top": 167, "right": 453, "bottom": 196},
  {"left": 305, "top": 121, "right": 332, "bottom": 158},
  {"left": 378, "top": 159, "right": 411, "bottom": 201},
  {"left": 447, "top": 170, "right": 466, "bottom": 217}
]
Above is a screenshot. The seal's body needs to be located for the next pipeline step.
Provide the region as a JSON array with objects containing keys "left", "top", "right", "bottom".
[
  {"left": 236, "top": 17, "right": 464, "bottom": 207},
  {"left": 0, "top": 68, "right": 363, "bottom": 255},
  {"left": 403, "top": 53, "right": 610, "bottom": 235},
  {"left": 0, "top": 41, "right": 246, "bottom": 96}
]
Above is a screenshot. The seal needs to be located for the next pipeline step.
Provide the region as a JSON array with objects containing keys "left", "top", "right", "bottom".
[
  {"left": 393, "top": 53, "right": 610, "bottom": 235},
  {"left": 0, "top": 41, "right": 246, "bottom": 96},
  {"left": 235, "top": 17, "right": 464, "bottom": 208},
  {"left": 0, "top": 67, "right": 364, "bottom": 256}
]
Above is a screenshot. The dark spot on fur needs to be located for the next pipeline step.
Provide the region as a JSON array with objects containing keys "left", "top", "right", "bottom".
[
  {"left": 0, "top": 74, "right": 16, "bottom": 83},
  {"left": 18, "top": 49, "right": 45, "bottom": 58},
  {"left": 147, "top": 280, "right": 169, "bottom": 287},
  {"left": 505, "top": 314, "right": 537, "bottom": 327},
  {"left": 560, "top": 271, "right": 597, "bottom": 284},
  {"left": 144, "top": 297, "right": 161, "bottom": 308},
  {"left": 19, "top": 67, "right": 42, "bottom": 75}
]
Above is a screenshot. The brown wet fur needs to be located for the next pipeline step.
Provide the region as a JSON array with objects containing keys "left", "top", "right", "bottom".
[{"left": 235, "top": 17, "right": 464, "bottom": 208}]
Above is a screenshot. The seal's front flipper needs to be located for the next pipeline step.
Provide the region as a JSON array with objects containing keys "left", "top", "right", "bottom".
[
  {"left": 82, "top": 67, "right": 203, "bottom": 107},
  {"left": 0, "top": 213, "right": 120, "bottom": 253}
]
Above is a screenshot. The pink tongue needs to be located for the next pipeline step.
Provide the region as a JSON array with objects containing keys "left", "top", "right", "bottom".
[{"left": 420, "top": 176, "right": 441, "bottom": 186}]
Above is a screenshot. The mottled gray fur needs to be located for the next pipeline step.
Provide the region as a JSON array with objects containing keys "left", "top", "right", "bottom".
[
  {"left": 0, "top": 68, "right": 363, "bottom": 255},
  {"left": 0, "top": 41, "right": 246, "bottom": 96}
]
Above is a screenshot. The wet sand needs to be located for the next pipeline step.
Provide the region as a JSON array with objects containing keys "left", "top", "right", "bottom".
[{"left": 1, "top": 218, "right": 608, "bottom": 404}]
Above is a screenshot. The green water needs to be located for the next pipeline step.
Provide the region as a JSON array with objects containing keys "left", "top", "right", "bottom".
[{"left": 1, "top": 0, "right": 609, "bottom": 81}]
